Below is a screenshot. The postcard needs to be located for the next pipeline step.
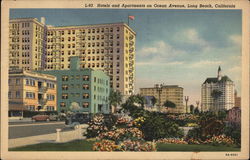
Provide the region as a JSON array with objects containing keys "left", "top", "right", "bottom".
[{"left": 1, "top": 0, "right": 249, "bottom": 159}]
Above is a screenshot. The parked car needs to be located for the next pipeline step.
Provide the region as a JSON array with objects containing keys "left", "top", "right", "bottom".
[
  {"left": 31, "top": 114, "right": 50, "bottom": 122},
  {"left": 65, "top": 113, "right": 90, "bottom": 129},
  {"left": 48, "top": 114, "right": 59, "bottom": 121}
]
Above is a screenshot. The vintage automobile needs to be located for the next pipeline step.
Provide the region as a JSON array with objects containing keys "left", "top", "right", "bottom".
[
  {"left": 65, "top": 113, "right": 90, "bottom": 129},
  {"left": 31, "top": 114, "right": 50, "bottom": 122}
]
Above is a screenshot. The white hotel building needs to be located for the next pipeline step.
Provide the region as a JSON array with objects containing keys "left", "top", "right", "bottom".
[{"left": 201, "top": 66, "right": 235, "bottom": 111}]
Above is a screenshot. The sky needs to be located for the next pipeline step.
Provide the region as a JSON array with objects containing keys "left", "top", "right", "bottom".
[{"left": 10, "top": 9, "right": 242, "bottom": 105}]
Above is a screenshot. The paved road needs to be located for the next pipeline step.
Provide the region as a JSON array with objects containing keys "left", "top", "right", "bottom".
[{"left": 9, "top": 121, "right": 73, "bottom": 139}]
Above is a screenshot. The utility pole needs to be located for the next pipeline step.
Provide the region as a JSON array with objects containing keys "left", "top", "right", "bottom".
[
  {"left": 156, "top": 84, "right": 163, "bottom": 112},
  {"left": 184, "top": 96, "right": 189, "bottom": 113}
]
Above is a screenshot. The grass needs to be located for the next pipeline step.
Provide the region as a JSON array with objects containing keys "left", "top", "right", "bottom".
[
  {"left": 157, "top": 143, "right": 241, "bottom": 152},
  {"left": 9, "top": 140, "right": 95, "bottom": 151},
  {"left": 9, "top": 140, "right": 240, "bottom": 152}
]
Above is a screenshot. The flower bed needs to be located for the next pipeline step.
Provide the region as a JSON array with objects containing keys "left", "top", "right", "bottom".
[
  {"left": 98, "top": 127, "right": 143, "bottom": 142},
  {"left": 119, "top": 140, "right": 156, "bottom": 151},
  {"left": 92, "top": 140, "right": 120, "bottom": 151},
  {"left": 156, "top": 138, "right": 188, "bottom": 144},
  {"left": 203, "top": 135, "right": 234, "bottom": 146},
  {"left": 93, "top": 139, "right": 156, "bottom": 151}
]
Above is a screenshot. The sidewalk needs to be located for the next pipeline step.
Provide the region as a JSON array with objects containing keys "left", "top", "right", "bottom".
[
  {"left": 9, "top": 118, "right": 32, "bottom": 123},
  {"left": 9, "top": 128, "right": 87, "bottom": 148}
]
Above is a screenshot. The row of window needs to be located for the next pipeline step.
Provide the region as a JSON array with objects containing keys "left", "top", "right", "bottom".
[
  {"left": 8, "top": 91, "right": 21, "bottom": 98},
  {"left": 48, "top": 27, "right": 120, "bottom": 36},
  {"left": 61, "top": 93, "right": 108, "bottom": 101},
  {"left": 47, "top": 94, "right": 55, "bottom": 101},
  {"left": 60, "top": 102, "right": 89, "bottom": 108}
]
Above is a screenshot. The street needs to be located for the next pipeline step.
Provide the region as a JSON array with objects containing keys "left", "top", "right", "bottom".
[{"left": 9, "top": 121, "right": 73, "bottom": 139}]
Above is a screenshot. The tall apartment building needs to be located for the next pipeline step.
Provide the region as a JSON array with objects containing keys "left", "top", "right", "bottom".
[
  {"left": 140, "top": 84, "right": 184, "bottom": 113},
  {"left": 8, "top": 70, "right": 57, "bottom": 117},
  {"left": 201, "top": 66, "right": 235, "bottom": 111},
  {"left": 9, "top": 17, "right": 136, "bottom": 96},
  {"left": 38, "top": 56, "right": 110, "bottom": 114},
  {"left": 45, "top": 23, "right": 135, "bottom": 96},
  {"left": 9, "top": 17, "right": 47, "bottom": 71}
]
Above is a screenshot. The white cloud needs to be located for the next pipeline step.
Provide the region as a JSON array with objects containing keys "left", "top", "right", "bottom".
[
  {"left": 189, "top": 60, "right": 222, "bottom": 68},
  {"left": 137, "top": 40, "right": 186, "bottom": 61},
  {"left": 227, "top": 66, "right": 241, "bottom": 73},
  {"left": 229, "top": 34, "right": 242, "bottom": 47},
  {"left": 174, "top": 28, "right": 209, "bottom": 47}
]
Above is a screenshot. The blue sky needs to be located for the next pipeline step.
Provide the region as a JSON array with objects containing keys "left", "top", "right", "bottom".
[{"left": 10, "top": 9, "right": 242, "bottom": 104}]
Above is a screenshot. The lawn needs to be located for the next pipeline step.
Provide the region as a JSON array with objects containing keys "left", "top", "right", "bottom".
[
  {"left": 157, "top": 143, "right": 240, "bottom": 152},
  {"left": 9, "top": 140, "right": 240, "bottom": 152},
  {"left": 9, "top": 140, "right": 95, "bottom": 151}
]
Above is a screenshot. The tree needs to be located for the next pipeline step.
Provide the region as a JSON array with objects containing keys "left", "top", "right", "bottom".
[
  {"left": 109, "top": 89, "right": 123, "bottom": 113},
  {"left": 69, "top": 102, "right": 80, "bottom": 112},
  {"left": 126, "top": 94, "right": 146, "bottom": 107},
  {"left": 190, "top": 105, "right": 195, "bottom": 113},
  {"left": 163, "top": 100, "right": 176, "bottom": 110},
  {"left": 151, "top": 96, "right": 157, "bottom": 107},
  {"left": 194, "top": 107, "right": 200, "bottom": 114}
]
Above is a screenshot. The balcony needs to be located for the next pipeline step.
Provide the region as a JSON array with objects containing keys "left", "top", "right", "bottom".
[
  {"left": 38, "top": 98, "right": 48, "bottom": 106},
  {"left": 38, "top": 86, "right": 48, "bottom": 93}
]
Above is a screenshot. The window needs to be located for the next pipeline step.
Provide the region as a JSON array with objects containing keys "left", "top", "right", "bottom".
[
  {"left": 82, "top": 102, "right": 89, "bottom": 108},
  {"left": 62, "top": 76, "right": 68, "bottom": 81},
  {"left": 83, "top": 93, "right": 89, "bottom": 99},
  {"left": 26, "top": 92, "right": 35, "bottom": 99},
  {"left": 83, "top": 84, "right": 89, "bottom": 90},
  {"left": 16, "top": 91, "right": 21, "bottom": 98},
  {"left": 60, "top": 102, "right": 66, "bottom": 108},
  {"left": 62, "top": 93, "right": 68, "bottom": 99},
  {"left": 8, "top": 91, "right": 12, "bottom": 99},
  {"left": 62, "top": 84, "right": 68, "bottom": 90},
  {"left": 16, "top": 79, "right": 20, "bottom": 85},
  {"left": 83, "top": 75, "right": 89, "bottom": 81}
]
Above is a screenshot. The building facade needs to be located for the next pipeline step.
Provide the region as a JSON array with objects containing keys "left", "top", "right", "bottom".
[
  {"left": 9, "top": 17, "right": 47, "bottom": 71},
  {"left": 227, "top": 107, "right": 241, "bottom": 127},
  {"left": 201, "top": 66, "right": 235, "bottom": 111},
  {"left": 8, "top": 70, "right": 57, "bottom": 117},
  {"left": 39, "top": 56, "right": 110, "bottom": 114},
  {"left": 234, "top": 90, "right": 241, "bottom": 107},
  {"left": 140, "top": 84, "right": 184, "bottom": 113},
  {"left": 9, "top": 17, "right": 136, "bottom": 97}
]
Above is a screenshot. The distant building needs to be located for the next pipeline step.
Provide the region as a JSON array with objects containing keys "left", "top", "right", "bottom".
[
  {"left": 201, "top": 66, "right": 235, "bottom": 111},
  {"left": 227, "top": 107, "right": 241, "bottom": 126},
  {"left": 143, "top": 96, "right": 155, "bottom": 108},
  {"left": 140, "top": 85, "right": 184, "bottom": 113},
  {"left": 234, "top": 90, "right": 241, "bottom": 107},
  {"left": 8, "top": 70, "right": 57, "bottom": 118},
  {"left": 38, "top": 56, "right": 110, "bottom": 114}
]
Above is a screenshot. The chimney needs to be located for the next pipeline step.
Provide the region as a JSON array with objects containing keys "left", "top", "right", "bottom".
[{"left": 41, "top": 17, "right": 46, "bottom": 25}]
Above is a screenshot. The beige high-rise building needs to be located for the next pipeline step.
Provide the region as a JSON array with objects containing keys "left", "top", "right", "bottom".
[
  {"left": 10, "top": 17, "right": 136, "bottom": 96},
  {"left": 45, "top": 23, "right": 136, "bottom": 96},
  {"left": 140, "top": 84, "right": 184, "bottom": 113},
  {"left": 9, "top": 17, "right": 47, "bottom": 71}
]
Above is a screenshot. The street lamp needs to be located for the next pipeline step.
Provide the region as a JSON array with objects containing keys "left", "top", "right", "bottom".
[
  {"left": 184, "top": 96, "right": 189, "bottom": 113},
  {"left": 156, "top": 84, "right": 163, "bottom": 112}
]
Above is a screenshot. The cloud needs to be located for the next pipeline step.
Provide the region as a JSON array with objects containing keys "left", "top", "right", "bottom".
[
  {"left": 189, "top": 60, "right": 223, "bottom": 68},
  {"left": 137, "top": 40, "right": 186, "bottom": 63},
  {"left": 227, "top": 66, "right": 241, "bottom": 73},
  {"left": 174, "top": 28, "right": 209, "bottom": 47},
  {"left": 229, "top": 34, "right": 242, "bottom": 47}
]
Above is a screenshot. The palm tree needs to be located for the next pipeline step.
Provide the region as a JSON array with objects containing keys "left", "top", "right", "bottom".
[
  {"left": 163, "top": 100, "right": 176, "bottom": 112},
  {"left": 211, "top": 90, "right": 222, "bottom": 111},
  {"left": 151, "top": 96, "right": 157, "bottom": 107},
  {"left": 109, "top": 89, "right": 123, "bottom": 113}
]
